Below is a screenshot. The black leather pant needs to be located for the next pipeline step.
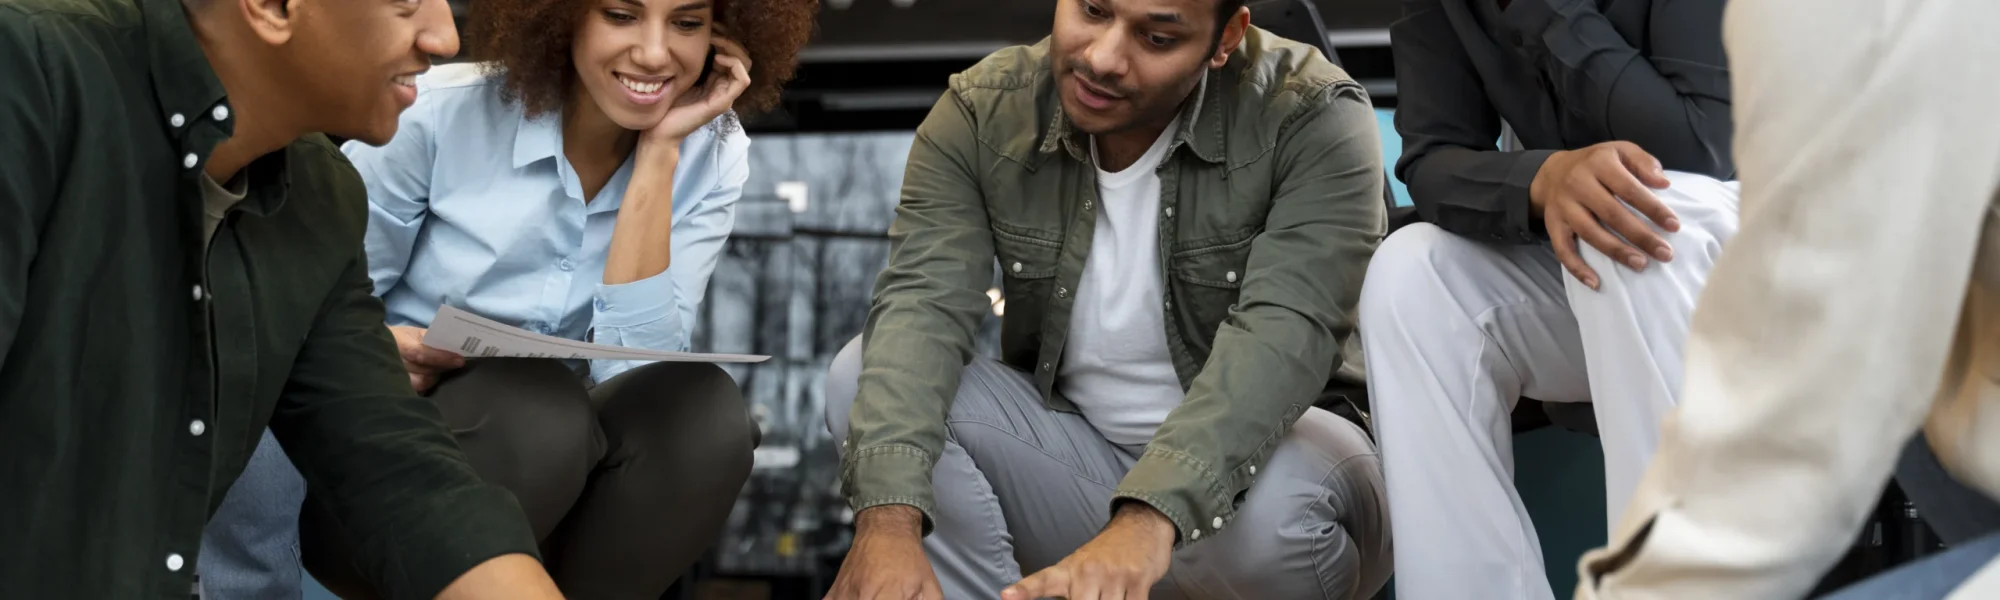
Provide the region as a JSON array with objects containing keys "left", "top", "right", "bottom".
[{"left": 300, "top": 358, "right": 757, "bottom": 599}]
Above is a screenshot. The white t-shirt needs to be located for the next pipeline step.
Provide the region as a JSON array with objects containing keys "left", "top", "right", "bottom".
[{"left": 1058, "top": 121, "right": 1184, "bottom": 445}]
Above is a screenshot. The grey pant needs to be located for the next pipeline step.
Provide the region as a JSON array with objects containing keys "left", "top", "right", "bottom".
[
  {"left": 1821, "top": 531, "right": 2000, "bottom": 599},
  {"left": 824, "top": 337, "right": 1393, "bottom": 599}
]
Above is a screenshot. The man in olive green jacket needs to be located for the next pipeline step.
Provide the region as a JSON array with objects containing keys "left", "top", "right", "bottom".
[{"left": 822, "top": 1, "right": 1391, "bottom": 598}]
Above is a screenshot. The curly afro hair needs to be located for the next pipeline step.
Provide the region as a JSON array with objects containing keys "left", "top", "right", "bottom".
[{"left": 469, "top": 0, "right": 818, "bottom": 118}]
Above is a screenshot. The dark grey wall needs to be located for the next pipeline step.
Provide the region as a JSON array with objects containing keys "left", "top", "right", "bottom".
[{"left": 695, "top": 132, "right": 1004, "bottom": 574}]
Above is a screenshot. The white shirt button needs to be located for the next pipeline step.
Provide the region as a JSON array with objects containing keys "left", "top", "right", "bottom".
[
  {"left": 558, "top": 258, "right": 574, "bottom": 271},
  {"left": 1212, "top": 517, "right": 1224, "bottom": 529},
  {"left": 1190, "top": 529, "right": 1202, "bottom": 541},
  {"left": 1225, "top": 271, "right": 1238, "bottom": 283},
  {"left": 165, "top": 553, "right": 185, "bottom": 571},
  {"left": 1165, "top": 207, "right": 1175, "bottom": 218},
  {"left": 188, "top": 420, "right": 206, "bottom": 436},
  {"left": 182, "top": 153, "right": 198, "bottom": 169},
  {"left": 169, "top": 113, "right": 185, "bottom": 127},
  {"left": 1011, "top": 262, "right": 1023, "bottom": 273},
  {"left": 212, "top": 104, "right": 230, "bottom": 121},
  {"left": 190, "top": 285, "right": 204, "bottom": 301}
]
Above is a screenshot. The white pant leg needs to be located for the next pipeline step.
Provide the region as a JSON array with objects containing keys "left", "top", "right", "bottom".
[
  {"left": 1566, "top": 172, "right": 1740, "bottom": 530},
  {"left": 1360, "top": 223, "right": 1592, "bottom": 600},
  {"left": 1576, "top": 0, "right": 2000, "bottom": 597}
]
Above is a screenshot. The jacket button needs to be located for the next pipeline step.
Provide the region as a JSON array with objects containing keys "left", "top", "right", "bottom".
[
  {"left": 1212, "top": 517, "right": 1224, "bottom": 529},
  {"left": 1057, "top": 287, "right": 1068, "bottom": 298},
  {"left": 1248, "top": 465, "right": 1257, "bottom": 476},
  {"left": 1084, "top": 200, "right": 1093, "bottom": 211},
  {"left": 182, "top": 153, "right": 198, "bottom": 169},
  {"left": 213, "top": 104, "right": 230, "bottom": 121},
  {"left": 1225, "top": 271, "right": 1237, "bottom": 283},
  {"left": 165, "top": 553, "right": 184, "bottom": 571},
  {"left": 1164, "top": 207, "right": 1176, "bottom": 218},
  {"left": 188, "top": 420, "right": 206, "bottom": 436},
  {"left": 191, "top": 285, "right": 205, "bottom": 302},
  {"left": 1040, "top": 362, "right": 1052, "bottom": 371},
  {"left": 1012, "top": 262, "right": 1023, "bottom": 273},
  {"left": 169, "top": 113, "right": 185, "bottom": 127},
  {"left": 1190, "top": 529, "right": 1202, "bottom": 541}
]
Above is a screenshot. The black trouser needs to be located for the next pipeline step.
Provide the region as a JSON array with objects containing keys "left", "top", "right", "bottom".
[
  {"left": 1897, "top": 433, "right": 2000, "bottom": 546},
  {"left": 300, "top": 358, "right": 757, "bottom": 599}
]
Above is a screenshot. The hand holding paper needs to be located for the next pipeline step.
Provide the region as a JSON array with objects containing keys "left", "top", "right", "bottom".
[{"left": 422, "top": 305, "right": 769, "bottom": 364}]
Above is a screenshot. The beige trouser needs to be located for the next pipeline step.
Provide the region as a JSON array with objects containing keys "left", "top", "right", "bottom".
[{"left": 1574, "top": 0, "right": 2000, "bottom": 598}]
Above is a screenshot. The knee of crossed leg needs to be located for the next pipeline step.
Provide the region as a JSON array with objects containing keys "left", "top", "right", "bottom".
[
  {"left": 604, "top": 361, "right": 755, "bottom": 470},
  {"left": 1585, "top": 172, "right": 1738, "bottom": 290},
  {"left": 1358, "top": 222, "right": 1469, "bottom": 331},
  {"left": 447, "top": 358, "right": 599, "bottom": 468}
]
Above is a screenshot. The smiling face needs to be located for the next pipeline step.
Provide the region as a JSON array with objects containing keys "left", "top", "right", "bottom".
[
  {"left": 1050, "top": 0, "right": 1232, "bottom": 137},
  {"left": 284, "top": 0, "right": 460, "bottom": 145},
  {"left": 571, "top": 0, "right": 716, "bottom": 131}
]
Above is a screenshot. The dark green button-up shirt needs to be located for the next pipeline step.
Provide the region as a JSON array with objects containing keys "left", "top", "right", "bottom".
[
  {"left": 844, "top": 28, "right": 1385, "bottom": 546},
  {"left": 0, "top": 0, "right": 539, "bottom": 597}
]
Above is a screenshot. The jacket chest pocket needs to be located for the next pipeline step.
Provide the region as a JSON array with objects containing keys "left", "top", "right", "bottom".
[
  {"left": 992, "top": 225, "right": 1064, "bottom": 356},
  {"left": 994, "top": 225, "right": 1063, "bottom": 301},
  {"left": 1169, "top": 232, "right": 1256, "bottom": 355}
]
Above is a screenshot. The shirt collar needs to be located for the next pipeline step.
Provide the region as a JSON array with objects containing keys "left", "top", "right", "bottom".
[
  {"left": 1038, "top": 66, "right": 1228, "bottom": 166},
  {"left": 234, "top": 144, "right": 293, "bottom": 218},
  {"left": 142, "top": 0, "right": 230, "bottom": 140},
  {"left": 512, "top": 108, "right": 562, "bottom": 168}
]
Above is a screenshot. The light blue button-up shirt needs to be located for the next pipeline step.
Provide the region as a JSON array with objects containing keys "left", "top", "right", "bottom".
[{"left": 343, "top": 63, "right": 747, "bottom": 383}]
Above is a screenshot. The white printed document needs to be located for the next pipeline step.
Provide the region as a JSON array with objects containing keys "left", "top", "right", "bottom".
[{"left": 422, "top": 305, "right": 770, "bottom": 364}]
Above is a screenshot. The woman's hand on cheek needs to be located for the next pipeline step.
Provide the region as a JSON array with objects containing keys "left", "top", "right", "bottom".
[{"left": 640, "top": 36, "right": 752, "bottom": 152}]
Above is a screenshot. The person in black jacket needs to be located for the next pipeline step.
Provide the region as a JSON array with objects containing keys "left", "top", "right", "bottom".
[{"left": 1353, "top": 1, "right": 1733, "bottom": 598}]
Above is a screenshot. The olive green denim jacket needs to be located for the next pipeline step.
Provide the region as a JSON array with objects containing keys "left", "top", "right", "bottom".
[{"left": 843, "top": 28, "right": 1386, "bottom": 546}]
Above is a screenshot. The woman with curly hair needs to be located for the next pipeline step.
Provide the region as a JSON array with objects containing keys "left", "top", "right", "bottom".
[{"left": 193, "top": 0, "right": 818, "bottom": 598}]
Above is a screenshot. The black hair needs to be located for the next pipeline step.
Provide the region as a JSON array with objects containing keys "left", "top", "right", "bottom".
[{"left": 1212, "top": 0, "right": 1247, "bottom": 50}]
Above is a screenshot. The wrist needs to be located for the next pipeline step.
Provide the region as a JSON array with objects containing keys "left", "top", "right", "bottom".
[
  {"left": 856, "top": 504, "right": 925, "bottom": 540},
  {"left": 636, "top": 138, "right": 682, "bottom": 167},
  {"left": 1111, "top": 502, "right": 1177, "bottom": 546},
  {"left": 1528, "top": 149, "right": 1567, "bottom": 212}
]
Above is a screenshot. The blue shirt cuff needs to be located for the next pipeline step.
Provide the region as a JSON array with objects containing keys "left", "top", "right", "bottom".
[{"left": 591, "top": 270, "right": 679, "bottom": 330}]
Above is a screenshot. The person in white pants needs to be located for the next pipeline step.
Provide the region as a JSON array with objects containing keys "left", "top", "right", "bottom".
[
  {"left": 1575, "top": 0, "right": 2000, "bottom": 597},
  {"left": 1362, "top": 0, "right": 1735, "bottom": 597}
]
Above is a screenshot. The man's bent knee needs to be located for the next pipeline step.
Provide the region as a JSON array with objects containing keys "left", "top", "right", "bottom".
[{"left": 1178, "top": 411, "right": 1391, "bottom": 598}]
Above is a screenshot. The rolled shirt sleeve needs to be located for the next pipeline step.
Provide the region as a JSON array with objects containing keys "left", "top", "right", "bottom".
[{"left": 585, "top": 124, "right": 747, "bottom": 382}]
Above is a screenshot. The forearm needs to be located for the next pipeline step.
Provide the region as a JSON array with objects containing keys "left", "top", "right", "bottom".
[
  {"left": 1400, "top": 145, "right": 1555, "bottom": 242},
  {"left": 603, "top": 145, "right": 679, "bottom": 285},
  {"left": 435, "top": 554, "right": 562, "bottom": 600},
  {"left": 840, "top": 90, "right": 998, "bottom": 532},
  {"left": 1389, "top": 1, "right": 1556, "bottom": 242},
  {"left": 278, "top": 259, "right": 540, "bottom": 598}
]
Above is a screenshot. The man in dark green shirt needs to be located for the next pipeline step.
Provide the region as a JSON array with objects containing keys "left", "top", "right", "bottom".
[{"left": 0, "top": 0, "right": 559, "bottom": 597}]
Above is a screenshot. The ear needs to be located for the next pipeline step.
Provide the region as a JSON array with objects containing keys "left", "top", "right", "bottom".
[
  {"left": 239, "top": 0, "right": 296, "bottom": 45},
  {"left": 1208, "top": 7, "right": 1250, "bottom": 69}
]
